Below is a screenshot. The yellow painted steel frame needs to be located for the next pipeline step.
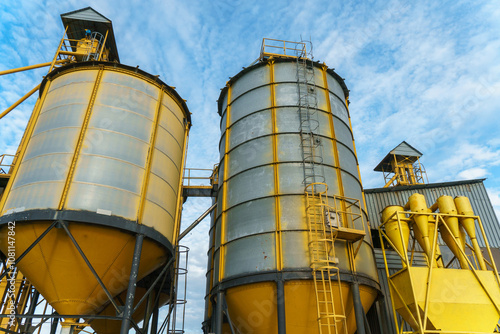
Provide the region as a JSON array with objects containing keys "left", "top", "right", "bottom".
[
  {"left": 138, "top": 88, "right": 165, "bottom": 222},
  {"left": 219, "top": 83, "right": 231, "bottom": 281},
  {"left": 321, "top": 66, "right": 347, "bottom": 231},
  {"left": 322, "top": 65, "right": 364, "bottom": 272},
  {"left": 269, "top": 59, "right": 284, "bottom": 271},
  {"left": 379, "top": 208, "right": 500, "bottom": 334},
  {"left": 172, "top": 121, "right": 190, "bottom": 246}
]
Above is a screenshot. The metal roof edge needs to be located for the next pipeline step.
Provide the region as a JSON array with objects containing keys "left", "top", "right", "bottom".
[{"left": 364, "top": 178, "right": 487, "bottom": 194}]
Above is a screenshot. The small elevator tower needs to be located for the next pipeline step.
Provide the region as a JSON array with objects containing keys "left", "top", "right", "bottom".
[{"left": 374, "top": 141, "right": 427, "bottom": 187}]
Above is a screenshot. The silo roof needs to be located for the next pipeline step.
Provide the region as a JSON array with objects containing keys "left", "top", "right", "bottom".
[
  {"left": 217, "top": 57, "right": 350, "bottom": 115},
  {"left": 61, "top": 7, "right": 120, "bottom": 63},
  {"left": 374, "top": 141, "right": 423, "bottom": 172}
]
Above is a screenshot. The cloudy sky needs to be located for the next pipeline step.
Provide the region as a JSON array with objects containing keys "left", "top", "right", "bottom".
[{"left": 1, "top": 0, "right": 500, "bottom": 333}]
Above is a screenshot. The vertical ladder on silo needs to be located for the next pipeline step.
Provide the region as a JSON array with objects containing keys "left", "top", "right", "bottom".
[
  {"left": 296, "top": 46, "right": 324, "bottom": 186},
  {"left": 296, "top": 44, "right": 348, "bottom": 334},
  {"left": 305, "top": 185, "right": 348, "bottom": 334}
]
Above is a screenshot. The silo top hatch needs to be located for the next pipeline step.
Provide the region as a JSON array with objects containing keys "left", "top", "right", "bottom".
[{"left": 61, "top": 7, "right": 120, "bottom": 63}]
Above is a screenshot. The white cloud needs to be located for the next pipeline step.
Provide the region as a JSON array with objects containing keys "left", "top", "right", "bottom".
[{"left": 457, "top": 167, "right": 488, "bottom": 179}]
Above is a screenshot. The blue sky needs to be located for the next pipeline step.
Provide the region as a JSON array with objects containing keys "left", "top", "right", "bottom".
[{"left": 1, "top": 0, "right": 500, "bottom": 333}]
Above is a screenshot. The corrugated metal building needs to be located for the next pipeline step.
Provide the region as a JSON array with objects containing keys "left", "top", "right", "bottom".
[{"left": 364, "top": 178, "right": 500, "bottom": 334}]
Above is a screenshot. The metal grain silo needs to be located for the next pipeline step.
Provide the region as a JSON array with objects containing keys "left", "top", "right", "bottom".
[
  {"left": 0, "top": 61, "right": 190, "bottom": 318},
  {"left": 204, "top": 40, "right": 380, "bottom": 334}
]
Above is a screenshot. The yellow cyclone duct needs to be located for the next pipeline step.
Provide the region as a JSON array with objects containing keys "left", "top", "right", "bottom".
[
  {"left": 0, "top": 62, "right": 191, "bottom": 317},
  {"left": 455, "top": 196, "right": 487, "bottom": 270},
  {"left": 204, "top": 49, "right": 380, "bottom": 334}
]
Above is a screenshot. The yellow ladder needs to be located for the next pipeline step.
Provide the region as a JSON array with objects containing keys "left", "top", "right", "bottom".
[{"left": 306, "top": 183, "right": 348, "bottom": 334}]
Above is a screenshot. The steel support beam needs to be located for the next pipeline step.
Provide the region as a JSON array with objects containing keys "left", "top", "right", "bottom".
[
  {"left": 0, "top": 84, "right": 40, "bottom": 120},
  {"left": 178, "top": 203, "right": 217, "bottom": 241},
  {"left": 277, "top": 279, "right": 286, "bottom": 334},
  {"left": 120, "top": 233, "right": 144, "bottom": 334},
  {"left": 214, "top": 290, "right": 224, "bottom": 334},
  {"left": 352, "top": 282, "right": 366, "bottom": 334}
]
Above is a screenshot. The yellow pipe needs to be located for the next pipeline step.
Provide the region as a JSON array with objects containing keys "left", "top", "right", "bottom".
[
  {"left": 0, "top": 84, "right": 40, "bottom": 120},
  {"left": 98, "top": 29, "right": 109, "bottom": 61},
  {"left": 0, "top": 59, "right": 68, "bottom": 76},
  {"left": 455, "top": 196, "right": 487, "bottom": 270},
  {"left": 269, "top": 59, "right": 283, "bottom": 271}
]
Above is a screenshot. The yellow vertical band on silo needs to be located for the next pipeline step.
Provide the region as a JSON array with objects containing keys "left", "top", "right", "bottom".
[
  {"left": 138, "top": 87, "right": 165, "bottom": 223},
  {"left": 173, "top": 122, "right": 189, "bottom": 245},
  {"left": 346, "top": 98, "right": 370, "bottom": 238},
  {"left": 0, "top": 79, "right": 52, "bottom": 214},
  {"left": 219, "top": 84, "right": 232, "bottom": 280},
  {"left": 269, "top": 59, "right": 283, "bottom": 271},
  {"left": 321, "top": 66, "right": 346, "bottom": 201},
  {"left": 58, "top": 67, "right": 104, "bottom": 210}
]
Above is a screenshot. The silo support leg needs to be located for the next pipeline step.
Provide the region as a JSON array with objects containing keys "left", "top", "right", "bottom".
[
  {"left": 214, "top": 291, "right": 224, "bottom": 334},
  {"left": 375, "top": 296, "right": 390, "bottom": 334},
  {"left": 352, "top": 282, "right": 366, "bottom": 334},
  {"left": 120, "top": 233, "right": 145, "bottom": 334},
  {"left": 151, "top": 296, "right": 159, "bottom": 334},
  {"left": 222, "top": 296, "right": 236, "bottom": 334},
  {"left": 277, "top": 280, "right": 286, "bottom": 334},
  {"left": 49, "top": 314, "right": 59, "bottom": 334}
]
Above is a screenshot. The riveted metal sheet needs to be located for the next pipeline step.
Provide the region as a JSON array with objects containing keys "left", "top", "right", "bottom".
[
  {"left": 88, "top": 104, "right": 153, "bottom": 142},
  {"left": 228, "top": 110, "right": 272, "bottom": 150},
  {"left": 33, "top": 104, "right": 87, "bottom": 136},
  {"left": 273, "top": 62, "right": 298, "bottom": 83},
  {"left": 23, "top": 128, "right": 80, "bottom": 161},
  {"left": 223, "top": 233, "right": 277, "bottom": 278},
  {"left": 333, "top": 119, "right": 355, "bottom": 152},
  {"left": 225, "top": 198, "right": 276, "bottom": 242},
  {"left": 330, "top": 92, "right": 349, "bottom": 126},
  {"left": 337, "top": 144, "right": 360, "bottom": 180},
  {"left": 229, "top": 86, "right": 271, "bottom": 125},
  {"left": 230, "top": 65, "right": 270, "bottom": 101},
  {"left": 326, "top": 74, "right": 346, "bottom": 101},
  {"left": 281, "top": 231, "right": 310, "bottom": 268},
  {"left": 279, "top": 195, "right": 307, "bottom": 231},
  {"left": 226, "top": 165, "right": 275, "bottom": 208},
  {"left": 227, "top": 136, "right": 273, "bottom": 178}
]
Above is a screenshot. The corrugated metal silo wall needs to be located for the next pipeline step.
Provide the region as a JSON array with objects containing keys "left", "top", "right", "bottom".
[{"left": 364, "top": 178, "right": 500, "bottom": 334}]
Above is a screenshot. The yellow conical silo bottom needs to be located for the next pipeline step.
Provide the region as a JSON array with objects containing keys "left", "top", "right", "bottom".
[
  {"left": 222, "top": 281, "right": 378, "bottom": 334},
  {"left": 0, "top": 222, "right": 169, "bottom": 316}
]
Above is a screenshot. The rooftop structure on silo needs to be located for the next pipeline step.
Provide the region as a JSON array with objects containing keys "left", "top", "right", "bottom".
[{"left": 374, "top": 141, "right": 428, "bottom": 188}]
